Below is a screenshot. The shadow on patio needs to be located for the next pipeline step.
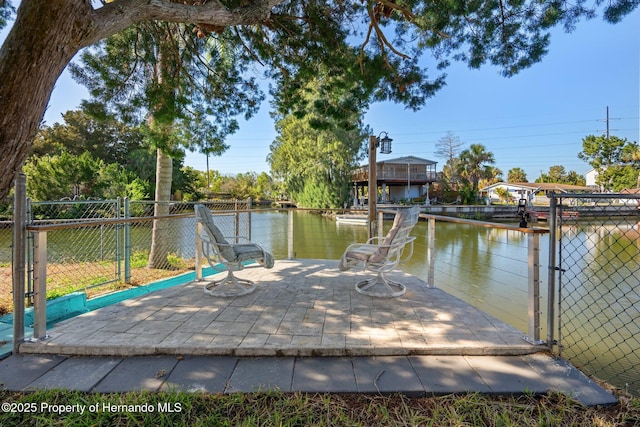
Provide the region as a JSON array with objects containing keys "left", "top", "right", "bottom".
[{"left": 18, "top": 259, "right": 539, "bottom": 358}]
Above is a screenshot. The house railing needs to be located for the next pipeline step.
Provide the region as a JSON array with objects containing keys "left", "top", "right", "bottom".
[{"left": 351, "top": 170, "right": 438, "bottom": 182}]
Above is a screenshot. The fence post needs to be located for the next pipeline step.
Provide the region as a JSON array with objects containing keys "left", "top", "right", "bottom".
[
  {"left": 195, "top": 220, "right": 203, "bottom": 281},
  {"left": 547, "top": 193, "right": 558, "bottom": 349},
  {"left": 124, "top": 198, "right": 131, "bottom": 283},
  {"left": 427, "top": 216, "right": 435, "bottom": 287},
  {"left": 524, "top": 232, "right": 543, "bottom": 345},
  {"left": 378, "top": 211, "right": 384, "bottom": 239},
  {"left": 12, "top": 173, "right": 27, "bottom": 353},
  {"left": 247, "top": 198, "right": 252, "bottom": 241},
  {"left": 288, "top": 209, "right": 294, "bottom": 259},
  {"left": 116, "top": 198, "right": 122, "bottom": 282},
  {"left": 32, "top": 230, "right": 48, "bottom": 340},
  {"left": 234, "top": 200, "right": 240, "bottom": 243}
]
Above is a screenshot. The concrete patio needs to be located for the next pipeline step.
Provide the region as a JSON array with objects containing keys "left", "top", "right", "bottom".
[
  {"left": 3, "top": 259, "right": 618, "bottom": 406},
  {"left": 19, "top": 259, "right": 536, "bottom": 357}
]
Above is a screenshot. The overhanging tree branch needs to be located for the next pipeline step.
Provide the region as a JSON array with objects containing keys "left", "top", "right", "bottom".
[{"left": 86, "top": 0, "right": 285, "bottom": 46}]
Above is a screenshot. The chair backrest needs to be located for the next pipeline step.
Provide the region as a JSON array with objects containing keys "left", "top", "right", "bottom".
[
  {"left": 369, "top": 207, "right": 420, "bottom": 263},
  {"left": 194, "top": 204, "right": 236, "bottom": 261}
]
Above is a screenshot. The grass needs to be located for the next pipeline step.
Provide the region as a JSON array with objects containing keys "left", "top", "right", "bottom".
[
  {"left": 0, "top": 255, "right": 194, "bottom": 315},
  {"left": 0, "top": 389, "right": 638, "bottom": 426}
]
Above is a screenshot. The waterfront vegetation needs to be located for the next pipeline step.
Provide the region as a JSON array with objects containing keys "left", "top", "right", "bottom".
[{"left": 1, "top": 389, "right": 639, "bottom": 426}]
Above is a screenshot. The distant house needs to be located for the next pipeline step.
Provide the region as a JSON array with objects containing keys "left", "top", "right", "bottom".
[
  {"left": 585, "top": 169, "right": 598, "bottom": 187},
  {"left": 351, "top": 156, "right": 438, "bottom": 204},
  {"left": 480, "top": 182, "right": 594, "bottom": 205}
]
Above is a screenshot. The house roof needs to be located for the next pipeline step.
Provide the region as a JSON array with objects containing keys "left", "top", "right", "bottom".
[
  {"left": 480, "top": 182, "right": 594, "bottom": 193},
  {"left": 377, "top": 156, "right": 437, "bottom": 165},
  {"left": 620, "top": 188, "right": 640, "bottom": 195}
]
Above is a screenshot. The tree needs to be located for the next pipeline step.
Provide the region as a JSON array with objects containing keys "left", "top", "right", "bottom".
[
  {"left": 231, "top": 172, "right": 273, "bottom": 201},
  {"left": 71, "top": 21, "right": 263, "bottom": 268},
  {"left": 32, "top": 106, "right": 145, "bottom": 165},
  {"left": 578, "top": 135, "right": 640, "bottom": 190},
  {"left": 494, "top": 187, "right": 512, "bottom": 204},
  {"left": 507, "top": 168, "right": 528, "bottom": 183},
  {"left": 268, "top": 108, "right": 367, "bottom": 208},
  {"left": 434, "top": 132, "right": 464, "bottom": 188},
  {"left": 255, "top": 172, "right": 274, "bottom": 201},
  {"left": 1, "top": 0, "right": 637, "bottom": 201},
  {"left": 21, "top": 151, "right": 148, "bottom": 201},
  {"left": 268, "top": 74, "right": 369, "bottom": 208},
  {"left": 480, "top": 166, "right": 503, "bottom": 188},
  {"left": 536, "top": 165, "right": 587, "bottom": 186},
  {"left": 31, "top": 106, "right": 204, "bottom": 200},
  {"left": 457, "top": 144, "right": 495, "bottom": 203}
]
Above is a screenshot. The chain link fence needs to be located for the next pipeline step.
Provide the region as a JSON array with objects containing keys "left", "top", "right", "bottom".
[
  {"left": 0, "top": 198, "right": 250, "bottom": 315},
  {"left": 552, "top": 192, "right": 640, "bottom": 396},
  {"left": 28, "top": 200, "right": 122, "bottom": 304}
]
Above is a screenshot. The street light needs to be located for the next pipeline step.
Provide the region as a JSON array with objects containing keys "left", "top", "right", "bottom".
[
  {"left": 368, "top": 132, "right": 393, "bottom": 239},
  {"left": 378, "top": 132, "right": 393, "bottom": 154}
]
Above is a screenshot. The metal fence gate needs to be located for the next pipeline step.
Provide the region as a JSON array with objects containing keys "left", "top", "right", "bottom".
[{"left": 550, "top": 192, "right": 640, "bottom": 396}]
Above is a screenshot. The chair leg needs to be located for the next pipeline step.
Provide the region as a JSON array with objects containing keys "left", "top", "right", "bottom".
[
  {"left": 203, "top": 269, "right": 256, "bottom": 297},
  {"left": 355, "top": 271, "right": 406, "bottom": 298}
]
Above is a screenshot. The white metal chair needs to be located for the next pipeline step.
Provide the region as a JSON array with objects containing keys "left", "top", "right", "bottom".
[
  {"left": 339, "top": 207, "right": 420, "bottom": 297},
  {"left": 195, "top": 204, "right": 274, "bottom": 297}
]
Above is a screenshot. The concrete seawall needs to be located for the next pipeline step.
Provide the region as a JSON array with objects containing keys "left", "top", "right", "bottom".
[{"left": 423, "top": 204, "right": 639, "bottom": 220}]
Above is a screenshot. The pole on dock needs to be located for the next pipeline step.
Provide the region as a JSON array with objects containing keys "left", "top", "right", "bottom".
[
  {"left": 368, "top": 135, "right": 377, "bottom": 241},
  {"left": 12, "top": 173, "right": 27, "bottom": 353}
]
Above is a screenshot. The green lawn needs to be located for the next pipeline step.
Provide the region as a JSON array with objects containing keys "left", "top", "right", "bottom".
[{"left": 1, "top": 389, "right": 638, "bottom": 426}]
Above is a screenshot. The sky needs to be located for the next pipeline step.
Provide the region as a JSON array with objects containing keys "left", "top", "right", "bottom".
[{"left": 3, "top": 6, "right": 639, "bottom": 182}]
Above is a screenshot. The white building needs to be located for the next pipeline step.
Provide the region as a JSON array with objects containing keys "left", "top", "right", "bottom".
[{"left": 480, "top": 182, "right": 594, "bottom": 205}]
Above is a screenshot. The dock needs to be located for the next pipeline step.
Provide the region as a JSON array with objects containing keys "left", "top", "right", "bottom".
[{"left": 2, "top": 260, "right": 617, "bottom": 405}]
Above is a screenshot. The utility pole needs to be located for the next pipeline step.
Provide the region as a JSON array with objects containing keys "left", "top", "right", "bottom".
[{"left": 599, "top": 106, "right": 619, "bottom": 138}]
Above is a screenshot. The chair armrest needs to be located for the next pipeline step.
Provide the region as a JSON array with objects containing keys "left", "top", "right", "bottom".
[
  {"left": 222, "top": 236, "right": 251, "bottom": 244},
  {"left": 365, "top": 236, "right": 383, "bottom": 245},
  {"left": 343, "top": 242, "right": 379, "bottom": 253}
]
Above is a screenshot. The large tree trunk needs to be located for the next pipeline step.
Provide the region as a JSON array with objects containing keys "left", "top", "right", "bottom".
[
  {"left": 147, "top": 148, "right": 173, "bottom": 269},
  {"left": 0, "top": 0, "right": 91, "bottom": 200}
]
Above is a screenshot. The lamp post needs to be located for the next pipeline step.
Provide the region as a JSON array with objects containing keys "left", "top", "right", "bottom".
[{"left": 368, "top": 132, "right": 392, "bottom": 240}]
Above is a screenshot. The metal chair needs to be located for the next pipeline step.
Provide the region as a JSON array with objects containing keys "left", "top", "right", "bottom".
[
  {"left": 339, "top": 207, "right": 420, "bottom": 297},
  {"left": 195, "top": 204, "right": 274, "bottom": 297}
]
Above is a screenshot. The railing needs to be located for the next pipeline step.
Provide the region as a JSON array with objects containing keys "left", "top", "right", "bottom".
[
  {"left": 421, "top": 214, "right": 550, "bottom": 346},
  {"left": 8, "top": 204, "right": 548, "bottom": 346},
  {"left": 352, "top": 170, "right": 438, "bottom": 182}
]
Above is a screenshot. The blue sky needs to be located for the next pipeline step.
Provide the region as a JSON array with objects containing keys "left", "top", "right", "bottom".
[{"left": 4, "top": 7, "right": 639, "bottom": 182}]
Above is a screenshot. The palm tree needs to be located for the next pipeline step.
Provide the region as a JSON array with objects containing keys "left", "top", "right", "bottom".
[
  {"left": 507, "top": 167, "right": 528, "bottom": 183},
  {"left": 457, "top": 144, "right": 495, "bottom": 203}
]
